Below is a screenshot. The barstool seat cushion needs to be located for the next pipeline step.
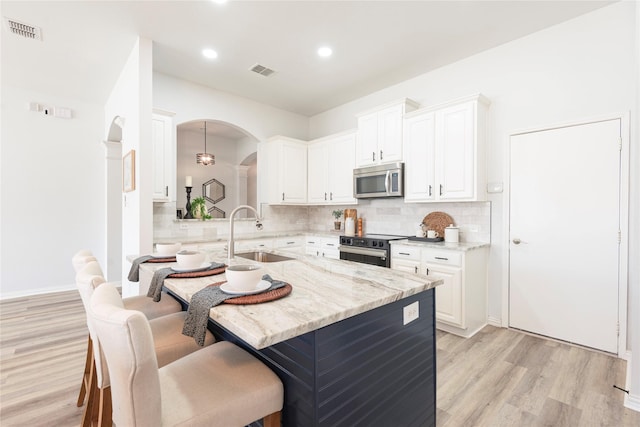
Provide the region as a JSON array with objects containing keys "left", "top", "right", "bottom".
[
  {"left": 149, "top": 312, "right": 215, "bottom": 368},
  {"left": 124, "top": 293, "right": 182, "bottom": 320},
  {"left": 159, "top": 341, "right": 283, "bottom": 427}
]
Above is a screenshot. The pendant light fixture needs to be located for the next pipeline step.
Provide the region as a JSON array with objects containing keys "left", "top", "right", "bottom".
[{"left": 196, "top": 121, "right": 215, "bottom": 165}]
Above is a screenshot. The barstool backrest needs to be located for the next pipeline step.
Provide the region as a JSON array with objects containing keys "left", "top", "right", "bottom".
[{"left": 88, "top": 282, "right": 162, "bottom": 427}]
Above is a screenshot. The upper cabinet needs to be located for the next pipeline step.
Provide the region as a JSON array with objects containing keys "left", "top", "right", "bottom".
[
  {"left": 308, "top": 130, "right": 357, "bottom": 205},
  {"left": 152, "top": 110, "right": 175, "bottom": 202},
  {"left": 404, "top": 94, "right": 490, "bottom": 202},
  {"left": 265, "top": 136, "right": 308, "bottom": 205},
  {"left": 355, "top": 99, "right": 419, "bottom": 167}
]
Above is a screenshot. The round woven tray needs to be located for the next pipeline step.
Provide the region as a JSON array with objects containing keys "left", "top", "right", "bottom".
[
  {"left": 207, "top": 281, "right": 292, "bottom": 305},
  {"left": 168, "top": 266, "right": 226, "bottom": 278},
  {"left": 147, "top": 257, "right": 176, "bottom": 263},
  {"left": 422, "top": 212, "right": 454, "bottom": 238}
]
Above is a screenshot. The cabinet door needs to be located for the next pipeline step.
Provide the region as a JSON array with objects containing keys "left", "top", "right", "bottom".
[
  {"left": 436, "top": 102, "right": 475, "bottom": 200},
  {"left": 356, "top": 114, "right": 378, "bottom": 166},
  {"left": 427, "top": 264, "right": 463, "bottom": 327},
  {"left": 327, "top": 133, "right": 356, "bottom": 203},
  {"left": 404, "top": 112, "right": 436, "bottom": 201},
  {"left": 152, "top": 113, "right": 173, "bottom": 201},
  {"left": 391, "top": 260, "right": 421, "bottom": 275},
  {"left": 307, "top": 142, "right": 329, "bottom": 203},
  {"left": 282, "top": 142, "right": 308, "bottom": 203},
  {"left": 377, "top": 104, "right": 404, "bottom": 163}
]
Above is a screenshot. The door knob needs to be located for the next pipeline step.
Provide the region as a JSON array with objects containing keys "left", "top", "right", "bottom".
[{"left": 512, "top": 238, "right": 522, "bottom": 245}]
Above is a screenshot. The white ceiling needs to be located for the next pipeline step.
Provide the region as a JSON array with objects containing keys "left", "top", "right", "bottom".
[{"left": 2, "top": 0, "right": 615, "bottom": 117}]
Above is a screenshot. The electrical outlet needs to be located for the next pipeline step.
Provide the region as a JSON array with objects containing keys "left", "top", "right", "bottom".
[
  {"left": 403, "top": 301, "right": 419, "bottom": 325},
  {"left": 179, "top": 223, "right": 188, "bottom": 230}
]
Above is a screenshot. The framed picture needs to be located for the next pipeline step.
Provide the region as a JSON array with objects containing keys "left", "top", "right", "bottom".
[{"left": 123, "top": 149, "right": 135, "bottom": 192}]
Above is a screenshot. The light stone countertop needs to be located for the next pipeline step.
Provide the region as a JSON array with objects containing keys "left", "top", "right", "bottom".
[
  {"left": 134, "top": 249, "right": 442, "bottom": 349},
  {"left": 390, "top": 239, "right": 490, "bottom": 251}
]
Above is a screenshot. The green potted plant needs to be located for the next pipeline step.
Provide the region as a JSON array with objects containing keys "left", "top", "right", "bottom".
[
  {"left": 332, "top": 209, "right": 343, "bottom": 231},
  {"left": 191, "top": 197, "right": 211, "bottom": 220}
]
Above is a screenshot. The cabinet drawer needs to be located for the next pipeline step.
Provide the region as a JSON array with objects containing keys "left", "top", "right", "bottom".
[
  {"left": 391, "top": 245, "right": 421, "bottom": 261},
  {"left": 422, "top": 249, "right": 462, "bottom": 267}
]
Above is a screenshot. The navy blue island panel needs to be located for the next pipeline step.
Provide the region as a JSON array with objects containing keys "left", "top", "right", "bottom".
[{"left": 207, "top": 288, "right": 436, "bottom": 427}]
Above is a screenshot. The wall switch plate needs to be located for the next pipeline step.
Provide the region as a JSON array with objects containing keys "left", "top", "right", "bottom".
[{"left": 403, "top": 301, "right": 419, "bottom": 325}]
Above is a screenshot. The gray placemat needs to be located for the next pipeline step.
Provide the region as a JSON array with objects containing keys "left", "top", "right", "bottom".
[
  {"left": 128, "top": 255, "right": 153, "bottom": 282},
  {"left": 146, "top": 262, "right": 226, "bottom": 302},
  {"left": 182, "top": 275, "right": 285, "bottom": 346}
]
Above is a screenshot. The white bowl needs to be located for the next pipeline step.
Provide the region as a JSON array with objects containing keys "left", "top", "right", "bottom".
[
  {"left": 155, "top": 242, "right": 181, "bottom": 256},
  {"left": 176, "top": 250, "right": 206, "bottom": 269},
  {"left": 225, "top": 264, "right": 263, "bottom": 291}
]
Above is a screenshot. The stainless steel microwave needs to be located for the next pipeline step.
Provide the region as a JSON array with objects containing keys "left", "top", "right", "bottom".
[{"left": 353, "top": 162, "right": 404, "bottom": 199}]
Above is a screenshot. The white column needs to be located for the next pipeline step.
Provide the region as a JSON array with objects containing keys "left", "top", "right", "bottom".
[{"left": 103, "top": 141, "right": 122, "bottom": 283}]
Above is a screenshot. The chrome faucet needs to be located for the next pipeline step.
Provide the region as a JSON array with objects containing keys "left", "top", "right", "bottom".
[{"left": 228, "top": 205, "right": 263, "bottom": 260}]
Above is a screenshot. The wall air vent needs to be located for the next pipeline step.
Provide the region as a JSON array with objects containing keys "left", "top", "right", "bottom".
[
  {"left": 249, "top": 63, "right": 275, "bottom": 77},
  {"left": 4, "top": 17, "right": 42, "bottom": 40}
]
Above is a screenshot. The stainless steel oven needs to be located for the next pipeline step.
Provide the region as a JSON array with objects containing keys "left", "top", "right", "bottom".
[{"left": 339, "top": 234, "right": 409, "bottom": 268}]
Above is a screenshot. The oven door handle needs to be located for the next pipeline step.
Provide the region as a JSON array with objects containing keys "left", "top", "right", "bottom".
[{"left": 339, "top": 246, "right": 387, "bottom": 259}]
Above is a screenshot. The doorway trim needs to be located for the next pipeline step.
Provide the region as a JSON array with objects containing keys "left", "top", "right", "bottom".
[{"left": 501, "top": 111, "right": 630, "bottom": 357}]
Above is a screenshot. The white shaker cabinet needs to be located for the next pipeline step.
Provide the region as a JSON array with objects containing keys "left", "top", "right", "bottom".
[
  {"left": 391, "top": 243, "right": 488, "bottom": 338},
  {"left": 152, "top": 110, "right": 175, "bottom": 202},
  {"left": 308, "top": 131, "right": 357, "bottom": 205},
  {"left": 305, "top": 235, "right": 340, "bottom": 259},
  {"left": 266, "top": 136, "right": 308, "bottom": 205},
  {"left": 355, "top": 99, "right": 419, "bottom": 167},
  {"left": 403, "top": 94, "right": 489, "bottom": 202}
]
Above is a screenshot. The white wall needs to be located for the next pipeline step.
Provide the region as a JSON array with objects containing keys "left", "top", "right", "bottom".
[
  {"left": 0, "top": 85, "right": 105, "bottom": 298},
  {"left": 104, "top": 37, "right": 154, "bottom": 297},
  {"left": 309, "top": 2, "right": 637, "bottom": 333}
]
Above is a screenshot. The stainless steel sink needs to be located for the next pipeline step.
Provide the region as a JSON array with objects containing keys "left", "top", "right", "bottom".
[{"left": 235, "top": 251, "right": 294, "bottom": 263}]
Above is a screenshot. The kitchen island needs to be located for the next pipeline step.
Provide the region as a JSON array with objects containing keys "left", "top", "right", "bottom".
[{"left": 135, "top": 250, "right": 442, "bottom": 426}]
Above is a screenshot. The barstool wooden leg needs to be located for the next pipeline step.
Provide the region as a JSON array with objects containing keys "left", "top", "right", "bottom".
[
  {"left": 76, "top": 335, "right": 93, "bottom": 407},
  {"left": 263, "top": 411, "right": 281, "bottom": 427},
  {"left": 97, "top": 386, "right": 112, "bottom": 427},
  {"left": 81, "top": 358, "right": 97, "bottom": 427}
]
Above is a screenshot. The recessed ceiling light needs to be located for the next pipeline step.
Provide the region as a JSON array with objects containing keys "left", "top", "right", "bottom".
[
  {"left": 317, "top": 46, "right": 333, "bottom": 58},
  {"left": 202, "top": 48, "right": 218, "bottom": 59}
]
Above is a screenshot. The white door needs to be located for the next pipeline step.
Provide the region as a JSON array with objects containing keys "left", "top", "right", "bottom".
[{"left": 509, "top": 119, "right": 620, "bottom": 354}]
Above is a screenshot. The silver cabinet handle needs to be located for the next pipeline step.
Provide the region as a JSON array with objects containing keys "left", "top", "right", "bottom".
[
  {"left": 330, "top": 192, "right": 333, "bottom": 200},
  {"left": 372, "top": 151, "right": 376, "bottom": 162},
  {"left": 414, "top": 266, "right": 418, "bottom": 274},
  {"left": 439, "top": 184, "right": 443, "bottom": 196},
  {"left": 435, "top": 257, "right": 449, "bottom": 261},
  {"left": 513, "top": 238, "right": 522, "bottom": 245},
  {"left": 399, "top": 252, "right": 411, "bottom": 256},
  {"left": 428, "top": 185, "right": 432, "bottom": 196},
  {"left": 282, "top": 192, "right": 285, "bottom": 201},
  {"left": 324, "top": 192, "right": 327, "bottom": 200},
  {"left": 380, "top": 150, "right": 383, "bottom": 160}
]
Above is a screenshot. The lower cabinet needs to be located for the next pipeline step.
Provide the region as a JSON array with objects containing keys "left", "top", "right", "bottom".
[
  {"left": 391, "top": 244, "right": 488, "bottom": 338},
  {"left": 305, "top": 235, "right": 340, "bottom": 259}
]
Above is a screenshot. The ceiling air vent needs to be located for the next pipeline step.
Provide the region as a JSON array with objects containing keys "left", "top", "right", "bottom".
[
  {"left": 4, "top": 17, "right": 42, "bottom": 40},
  {"left": 249, "top": 63, "right": 275, "bottom": 77}
]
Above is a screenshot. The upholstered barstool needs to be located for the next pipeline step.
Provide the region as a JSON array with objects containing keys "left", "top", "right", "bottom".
[
  {"left": 89, "top": 282, "right": 284, "bottom": 427},
  {"left": 75, "top": 260, "right": 215, "bottom": 427},
  {"left": 72, "top": 250, "right": 183, "bottom": 409}
]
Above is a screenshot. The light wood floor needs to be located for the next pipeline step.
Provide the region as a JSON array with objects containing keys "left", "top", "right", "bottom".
[{"left": 1, "top": 290, "right": 638, "bottom": 426}]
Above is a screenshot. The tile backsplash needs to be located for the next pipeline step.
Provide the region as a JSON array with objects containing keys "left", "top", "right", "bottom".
[{"left": 154, "top": 199, "right": 490, "bottom": 243}]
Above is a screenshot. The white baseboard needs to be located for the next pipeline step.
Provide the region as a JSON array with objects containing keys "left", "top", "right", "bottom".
[
  {"left": 0, "top": 283, "right": 77, "bottom": 301},
  {"left": 487, "top": 315, "right": 503, "bottom": 327},
  {"left": 625, "top": 353, "right": 640, "bottom": 413}
]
